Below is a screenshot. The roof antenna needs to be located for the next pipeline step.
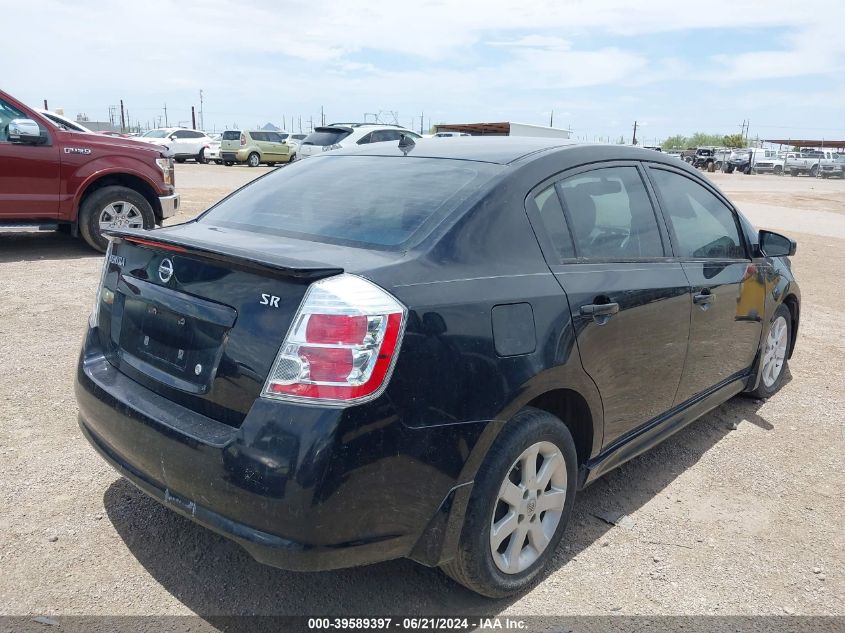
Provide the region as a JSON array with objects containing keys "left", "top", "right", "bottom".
[{"left": 398, "top": 133, "right": 416, "bottom": 156}]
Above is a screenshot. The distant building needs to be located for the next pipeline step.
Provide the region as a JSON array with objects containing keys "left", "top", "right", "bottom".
[
  {"left": 434, "top": 121, "right": 571, "bottom": 139},
  {"left": 260, "top": 122, "right": 281, "bottom": 131}
]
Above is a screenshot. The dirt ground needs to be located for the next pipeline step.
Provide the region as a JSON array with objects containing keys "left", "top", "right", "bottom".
[{"left": 0, "top": 163, "right": 843, "bottom": 619}]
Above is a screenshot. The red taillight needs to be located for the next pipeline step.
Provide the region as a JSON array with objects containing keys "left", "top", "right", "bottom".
[
  {"left": 125, "top": 237, "right": 188, "bottom": 253},
  {"left": 306, "top": 314, "right": 368, "bottom": 344},
  {"left": 240, "top": 133, "right": 246, "bottom": 146},
  {"left": 263, "top": 274, "right": 406, "bottom": 406}
]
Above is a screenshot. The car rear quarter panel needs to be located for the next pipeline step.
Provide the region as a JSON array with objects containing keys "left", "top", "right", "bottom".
[{"left": 366, "top": 175, "right": 604, "bottom": 484}]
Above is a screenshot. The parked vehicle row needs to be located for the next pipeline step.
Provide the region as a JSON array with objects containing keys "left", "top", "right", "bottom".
[
  {"left": 298, "top": 123, "right": 422, "bottom": 158},
  {"left": 673, "top": 145, "right": 844, "bottom": 178}
]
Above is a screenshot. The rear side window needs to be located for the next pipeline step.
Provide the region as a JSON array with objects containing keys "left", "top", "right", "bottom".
[
  {"left": 557, "top": 166, "right": 664, "bottom": 259},
  {"left": 200, "top": 156, "right": 503, "bottom": 249},
  {"left": 302, "top": 129, "right": 352, "bottom": 146},
  {"left": 649, "top": 169, "right": 746, "bottom": 259},
  {"left": 533, "top": 185, "right": 574, "bottom": 259},
  {"left": 222, "top": 130, "right": 241, "bottom": 141},
  {"left": 250, "top": 132, "right": 265, "bottom": 141}
]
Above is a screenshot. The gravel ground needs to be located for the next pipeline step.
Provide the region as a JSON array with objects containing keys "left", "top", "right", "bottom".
[{"left": 0, "top": 164, "right": 843, "bottom": 619}]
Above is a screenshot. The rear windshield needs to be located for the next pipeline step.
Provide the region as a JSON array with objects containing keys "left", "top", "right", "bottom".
[
  {"left": 222, "top": 130, "right": 241, "bottom": 140},
  {"left": 199, "top": 156, "right": 503, "bottom": 249},
  {"left": 302, "top": 129, "right": 352, "bottom": 146}
]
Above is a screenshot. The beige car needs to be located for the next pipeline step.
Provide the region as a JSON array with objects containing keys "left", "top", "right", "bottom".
[{"left": 220, "top": 130, "right": 296, "bottom": 167}]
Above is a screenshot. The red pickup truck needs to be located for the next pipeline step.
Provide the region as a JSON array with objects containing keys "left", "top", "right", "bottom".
[{"left": 0, "top": 89, "right": 179, "bottom": 251}]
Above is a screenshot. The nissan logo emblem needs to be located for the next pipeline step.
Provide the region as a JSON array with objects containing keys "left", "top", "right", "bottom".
[{"left": 158, "top": 258, "right": 174, "bottom": 283}]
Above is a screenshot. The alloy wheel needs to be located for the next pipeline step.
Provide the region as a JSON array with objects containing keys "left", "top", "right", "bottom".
[
  {"left": 490, "top": 441, "right": 567, "bottom": 574},
  {"left": 98, "top": 201, "right": 144, "bottom": 231},
  {"left": 761, "top": 315, "right": 788, "bottom": 387}
]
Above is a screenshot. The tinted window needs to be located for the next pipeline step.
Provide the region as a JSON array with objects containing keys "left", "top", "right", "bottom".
[
  {"left": 201, "top": 156, "right": 503, "bottom": 249},
  {"left": 356, "top": 133, "right": 373, "bottom": 145},
  {"left": 222, "top": 130, "right": 241, "bottom": 141},
  {"left": 368, "top": 130, "right": 402, "bottom": 143},
  {"left": 250, "top": 132, "right": 265, "bottom": 142},
  {"left": 650, "top": 169, "right": 745, "bottom": 259},
  {"left": 557, "top": 166, "right": 663, "bottom": 259},
  {"left": 302, "top": 129, "right": 352, "bottom": 146},
  {"left": 533, "top": 185, "right": 574, "bottom": 259},
  {"left": 142, "top": 129, "right": 169, "bottom": 138}
]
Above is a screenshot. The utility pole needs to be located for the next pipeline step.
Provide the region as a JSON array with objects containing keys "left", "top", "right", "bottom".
[
  {"left": 420, "top": 112, "right": 424, "bottom": 135},
  {"left": 191, "top": 106, "right": 196, "bottom": 129},
  {"left": 299, "top": 116, "right": 302, "bottom": 133},
  {"left": 632, "top": 120, "right": 638, "bottom": 146},
  {"left": 199, "top": 90, "right": 204, "bottom": 130},
  {"left": 164, "top": 103, "right": 168, "bottom": 127},
  {"left": 320, "top": 106, "right": 325, "bottom": 127},
  {"left": 308, "top": 116, "right": 314, "bottom": 132},
  {"left": 744, "top": 120, "right": 750, "bottom": 144},
  {"left": 43, "top": 99, "right": 48, "bottom": 110},
  {"left": 550, "top": 110, "right": 554, "bottom": 127},
  {"left": 120, "top": 99, "right": 126, "bottom": 133}
]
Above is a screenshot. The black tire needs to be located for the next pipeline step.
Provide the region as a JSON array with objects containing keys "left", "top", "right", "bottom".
[
  {"left": 214, "top": 160, "right": 222, "bottom": 165},
  {"left": 196, "top": 149, "right": 208, "bottom": 164},
  {"left": 247, "top": 152, "right": 260, "bottom": 168},
  {"left": 78, "top": 185, "right": 155, "bottom": 252},
  {"left": 175, "top": 157, "right": 186, "bottom": 164},
  {"left": 224, "top": 161, "right": 234, "bottom": 166},
  {"left": 774, "top": 165, "right": 783, "bottom": 176},
  {"left": 289, "top": 153, "right": 297, "bottom": 162},
  {"left": 441, "top": 407, "right": 578, "bottom": 598},
  {"left": 790, "top": 169, "right": 798, "bottom": 177},
  {"left": 725, "top": 165, "right": 735, "bottom": 174},
  {"left": 747, "top": 303, "right": 792, "bottom": 399},
  {"left": 809, "top": 165, "right": 818, "bottom": 178}
]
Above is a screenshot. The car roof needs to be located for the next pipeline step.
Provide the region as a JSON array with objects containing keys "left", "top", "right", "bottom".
[{"left": 326, "top": 137, "right": 702, "bottom": 167}]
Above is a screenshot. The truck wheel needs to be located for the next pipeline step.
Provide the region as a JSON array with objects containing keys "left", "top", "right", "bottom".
[
  {"left": 790, "top": 169, "right": 798, "bottom": 177},
  {"left": 79, "top": 186, "right": 155, "bottom": 252},
  {"left": 774, "top": 165, "right": 783, "bottom": 175},
  {"left": 196, "top": 149, "right": 208, "bottom": 164},
  {"left": 175, "top": 157, "right": 186, "bottom": 164},
  {"left": 441, "top": 407, "right": 577, "bottom": 598},
  {"left": 247, "top": 152, "right": 261, "bottom": 168},
  {"left": 809, "top": 165, "right": 818, "bottom": 178},
  {"left": 224, "top": 161, "right": 234, "bottom": 166}
]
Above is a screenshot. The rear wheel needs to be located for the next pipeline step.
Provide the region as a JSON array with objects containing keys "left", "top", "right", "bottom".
[
  {"left": 224, "top": 161, "right": 234, "bottom": 166},
  {"left": 441, "top": 407, "right": 577, "bottom": 598},
  {"left": 78, "top": 185, "right": 155, "bottom": 252},
  {"left": 774, "top": 165, "right": 783, "bottom": 175},
  {"left": 809, "top": 165, "right": 819, "bottom": 178},
  {"left": 247, "top": 152, "right": 260, "bottom": 167},
  {"left": 175, "top": 157, "right": 186, "bottom": 164},
  {"left": 196, "top": 149, "right": 208, "bottom": 164},
  {"left": 748, "top": 304, "right": 792, "bottom": 399},
  {"left": 214, "top": 160, "right": 222, "bottom": 165}
]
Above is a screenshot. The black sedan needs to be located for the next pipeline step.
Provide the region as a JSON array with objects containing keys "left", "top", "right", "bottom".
[{"left": 76, "top": 137, "right": 800, "bottom": 598}]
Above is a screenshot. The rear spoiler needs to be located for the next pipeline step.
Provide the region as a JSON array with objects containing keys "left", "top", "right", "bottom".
[{"left": 105, "top": 229, "right": 343, "bottom": 281}]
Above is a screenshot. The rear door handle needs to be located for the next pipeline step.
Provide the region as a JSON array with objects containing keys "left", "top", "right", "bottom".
[
  {"left": 580, "top": 302, "right": 620, "bottom": 317},
  {"left": 693, "top": 290, "right": 714, "bottom": 305}
]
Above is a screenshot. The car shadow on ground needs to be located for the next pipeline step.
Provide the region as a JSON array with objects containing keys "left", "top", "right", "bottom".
[
  {"left": 102, "top": 394, "right": 775, "bottom": 621},
  {"left": 0, "top": 233, "right": 100, "bottom": 263}
]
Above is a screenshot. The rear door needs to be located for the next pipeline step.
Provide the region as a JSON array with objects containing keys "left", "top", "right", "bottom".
[
  {"left": 647, "top": 166, "right": 763, "bottom": 403},
  {"left": 0, "top": 97, "right": 60, "bottom": 219},
  {"left": 529, "top": 163, "right": 691, "bottom": 446}
]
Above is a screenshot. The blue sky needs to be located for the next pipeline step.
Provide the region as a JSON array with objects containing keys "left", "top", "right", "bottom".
[{"left": 4, "top": 0, "right": 844, "bottom": 141}]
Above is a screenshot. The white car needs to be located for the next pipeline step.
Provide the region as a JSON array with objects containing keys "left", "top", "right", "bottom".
[
  {"left": 285, "top": 133, "right": 307, "bottom": 153},
  {"left": 137, "top": 128, "right": 213, "bottom": 163},
  {"left": 205, "top": 133, "right": 222, "bottom": 164},
  {"left": 434, "top": 131, "right": 471, "bottom": 137},
  {"left": 298, "top": 124, "right": 421, "bottom": 158}
]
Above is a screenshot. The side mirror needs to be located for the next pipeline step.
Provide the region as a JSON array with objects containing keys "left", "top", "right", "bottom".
[
  {"left": 759, "top": 230, "right": 796, "bottom": 257},
  {"left": 169, "top": 135, "right": 178, "bottom": 141},
  {"left": 9, "top": 119, "right": 46, "bottom": 145}
]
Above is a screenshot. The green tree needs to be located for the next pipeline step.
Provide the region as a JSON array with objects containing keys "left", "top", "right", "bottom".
[
  {"left": 723, "top": 133, "right": 745, "bottom": 148},
  {"left": 661, "top": 134, "right": 688, "bottom": 150},
  {"left": 688, "top": 132, "right": 724, "bottom": 147}
]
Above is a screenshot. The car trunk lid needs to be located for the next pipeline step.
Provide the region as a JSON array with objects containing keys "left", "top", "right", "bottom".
[{"left": 94, "top": 228, "right": 345, "bottom": 427}]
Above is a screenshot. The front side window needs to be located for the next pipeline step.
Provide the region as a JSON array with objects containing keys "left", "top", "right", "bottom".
[
  {"left": 557, "top": 166, "right": 664, "bottom": 259},
  {"left": 650, "top": 168, "right": 746, "bottom": 259}
]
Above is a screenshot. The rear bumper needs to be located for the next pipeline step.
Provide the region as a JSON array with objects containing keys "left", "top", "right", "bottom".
[
  {"left": 221, "top": 150, "right": 248, "bottom": 162},
  {"left": 74, "top": 327, "right": 477, "bottom": 571},
  {"left": 158, "top": 193, "right": 180, "bottom": 220}
]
